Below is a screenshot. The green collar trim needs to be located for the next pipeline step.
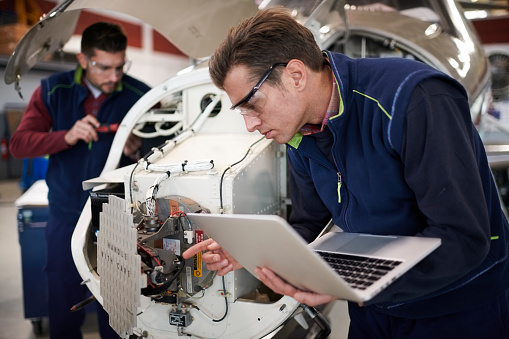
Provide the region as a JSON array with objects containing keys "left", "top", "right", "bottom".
[
  {"left": 352, "top": 90, "right": 392, "bottom": 120},
  {"left": 74, "top": 65, "right": 83, "bottom": 84},
  {"left": 288, "top": 132, "right": 303, "bottom": 148}
]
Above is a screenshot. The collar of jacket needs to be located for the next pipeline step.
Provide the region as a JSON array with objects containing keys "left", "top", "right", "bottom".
[
  {"left": 288, "top": 50, "right": 343, "bottom": 149},
  {"left": 287, "top": 134, "right": 337, "bottom": 173}
]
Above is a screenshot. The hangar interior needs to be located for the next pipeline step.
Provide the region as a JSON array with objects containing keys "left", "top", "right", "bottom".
[{"left": 1, "top": 1, "right": 509, "bottom": 339}]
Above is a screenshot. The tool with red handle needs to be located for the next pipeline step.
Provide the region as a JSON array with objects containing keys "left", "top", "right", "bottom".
[{"left": 95, "top": 123, "right": 119, "bottom": 133}]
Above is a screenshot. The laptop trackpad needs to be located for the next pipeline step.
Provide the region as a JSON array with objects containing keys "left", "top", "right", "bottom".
[
  {"left": 312, "top": 232, "right": 398, "bottom": 256},
  {"left": 310, "top": 232, "right": 358, "bottom": 251}
]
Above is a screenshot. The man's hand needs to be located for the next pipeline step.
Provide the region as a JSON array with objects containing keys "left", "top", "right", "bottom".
[
  {"left": 254, "top": 267, "right": 336, "bottom": 306},
  {"left": 64, "top": 115, "right": 99, "bottom": 146},
  {"left": 123, "top": 133, "right": 142, "bottom": 161},
  {"left": 182, "top": 238, "right": 243, "bottom": 276}
]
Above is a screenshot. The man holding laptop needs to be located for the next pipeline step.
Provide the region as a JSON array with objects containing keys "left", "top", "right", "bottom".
[{"left": 183, "top": 7, "right": 509, "bottom": 338}]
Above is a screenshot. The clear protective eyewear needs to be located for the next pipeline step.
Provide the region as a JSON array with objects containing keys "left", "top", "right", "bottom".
[
  {"left": 86, "top": 57, "right": 131, "bottom": 76},
  {"left": 231, "top": 62, "right": 287, "bottom": 117}
]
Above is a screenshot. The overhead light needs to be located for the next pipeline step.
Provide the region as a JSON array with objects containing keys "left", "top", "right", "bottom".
[
  {"left": 464, "top": 10, "right": 488, "bottom": 19},
  {"left": 320, "top": 25, "right": 331, "bottom": 34}
]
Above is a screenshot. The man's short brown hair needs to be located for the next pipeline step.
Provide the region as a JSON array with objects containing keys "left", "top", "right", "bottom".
[
  {"left": 81, "top": 22, "right": 127, "bottom": 58},
  {"left": 209, "top": 7, "right": 324, "bottom": 90}
]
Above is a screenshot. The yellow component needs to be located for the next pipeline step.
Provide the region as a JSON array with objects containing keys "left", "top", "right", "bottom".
[
  {"left": 194, "top": 252, "right": 202, "bottom": 277},
  {"left": 194, "top": 229, "right": 204, "bottom": 277}
]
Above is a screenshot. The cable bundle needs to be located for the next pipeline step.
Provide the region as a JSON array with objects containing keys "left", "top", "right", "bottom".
[
  {"left": 144, "top": 159, "right": 214, "bottom": 173},
  {"left": 144, "top": 159, "right": 215, "bottom": 215}
]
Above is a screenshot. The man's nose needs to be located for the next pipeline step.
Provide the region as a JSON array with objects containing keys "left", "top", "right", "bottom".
[
  {"left": 243, "top": 115, "right": 261, "bottom": 132},
  {"left": 108, "top": 70, "right": 121, "bottom": 82}
]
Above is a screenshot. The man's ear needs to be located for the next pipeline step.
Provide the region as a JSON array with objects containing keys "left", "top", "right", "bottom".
[
  {"left": 286, "top": 59, "right": 307, "bottom": 91},
  {"left": 76, "top": 53, "right": 87, "bottom": 70}
]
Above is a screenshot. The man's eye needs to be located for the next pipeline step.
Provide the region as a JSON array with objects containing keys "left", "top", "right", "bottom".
[{"left": 242, "top": 102, "right": 256, "bottom": 111}]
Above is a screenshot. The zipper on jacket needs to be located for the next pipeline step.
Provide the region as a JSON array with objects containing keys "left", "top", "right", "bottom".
[{"left": 337, "top": 172, "right": 342, "bottom": 203}]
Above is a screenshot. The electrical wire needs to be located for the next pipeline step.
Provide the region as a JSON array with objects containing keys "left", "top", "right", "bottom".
[
  {"left": 128, "top": 96, "right": 256, "bottom": 323},
  {"left": 213, "top": 276, "right": 229, "bottom": 322},
  {"left": 129, "top": 160, "right": 141, "bottom": 214},
  {"left": 145, "top": 159, "right": 214, "bottom": 173},
  {"left": 202, "top": 136, "right": 264, "bottom": 320},
  {"left": 171, "top": 211, "right": 193, "bottom": 230},
  {"left": 144, "top": 161, "right": 214, "bottom": 215},
  {"left": 154, "top": 121, "right": 184, "bottom": 136},
  {"left": 129, "top": 144, "right": 162, "bottom": 214},
  {"left": 219, "top": 137, "right": 265, "bottom": 212},
  {"left": 137, "top": 243, "right": 162, "bottom": 266},
  {"left": 128, "top": 94, "right": 220, "bottom": 212},
  {"left": 142, "top": 255, "right": 185, "bottom": 296},
  {"left": 141, "top": 94, "right": 221, "bottom": 167},
  {"left": 146, "top": 171, "right": 170, "bottom": 215},
  {"left": 193, "top": 276, "right": 229, "bottom": 322},
  {"left": 132, "top": 121, "right": 184, "bottom": 138}
]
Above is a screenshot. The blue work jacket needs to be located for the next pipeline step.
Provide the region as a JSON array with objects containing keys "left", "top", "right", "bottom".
[
  {"left": 287, "top": 51, "right": 509, "bottom": 318},
  {"left": 41, "top": 66, "right": 150, "bottom": 222}
]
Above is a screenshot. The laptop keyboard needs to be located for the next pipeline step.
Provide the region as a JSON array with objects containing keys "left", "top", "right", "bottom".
[{"left": 316, "top": 251, "right": 402, "bottom": 290}]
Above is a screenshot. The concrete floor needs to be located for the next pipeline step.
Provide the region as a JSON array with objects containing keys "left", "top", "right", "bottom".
[
  {"left": 0, "top": 178, "right": 349, "bottom": 339},
  {"left": 0, "top": 179, "right": 100, "bottom": 339}
]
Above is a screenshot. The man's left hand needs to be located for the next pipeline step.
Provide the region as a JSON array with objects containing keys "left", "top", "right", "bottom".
[
  {"left": 254, "top": 267, "right": 336, "bottom": 306},
  {"left": 123, "top": 133, "right": 142, "bottom": 161}
]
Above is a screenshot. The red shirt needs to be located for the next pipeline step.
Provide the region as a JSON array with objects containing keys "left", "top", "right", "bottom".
[{"left": 9, "top": 81, "right": 108, "bottom": 158}]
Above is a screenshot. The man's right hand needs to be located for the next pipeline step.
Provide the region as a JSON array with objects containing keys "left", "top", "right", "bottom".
[
  {"left": 182, "top": 238, "right": 243, "bottom": 276},
  {"left": 254, "top": 267, "right": 337, "bottom": 307},
  {"left": 64, "top": 115, "right": 100, "bottom": 146}
]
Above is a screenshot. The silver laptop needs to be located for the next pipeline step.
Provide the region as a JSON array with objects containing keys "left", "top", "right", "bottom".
[{"left": 187, "top": 213, "right": 441, "bottom": 303}]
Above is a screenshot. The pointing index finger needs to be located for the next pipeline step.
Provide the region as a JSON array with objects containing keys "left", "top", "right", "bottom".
[{"left": 182, "top": 238, "right": 215, "bottom": 259}]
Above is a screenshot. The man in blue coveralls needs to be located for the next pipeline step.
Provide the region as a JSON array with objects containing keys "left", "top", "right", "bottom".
[
  {"left": 10, "top": 22, "right": 151, "bottom": 338},
  {"left": 183, "top": 7, "right": 509, "bottom": 339}
]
